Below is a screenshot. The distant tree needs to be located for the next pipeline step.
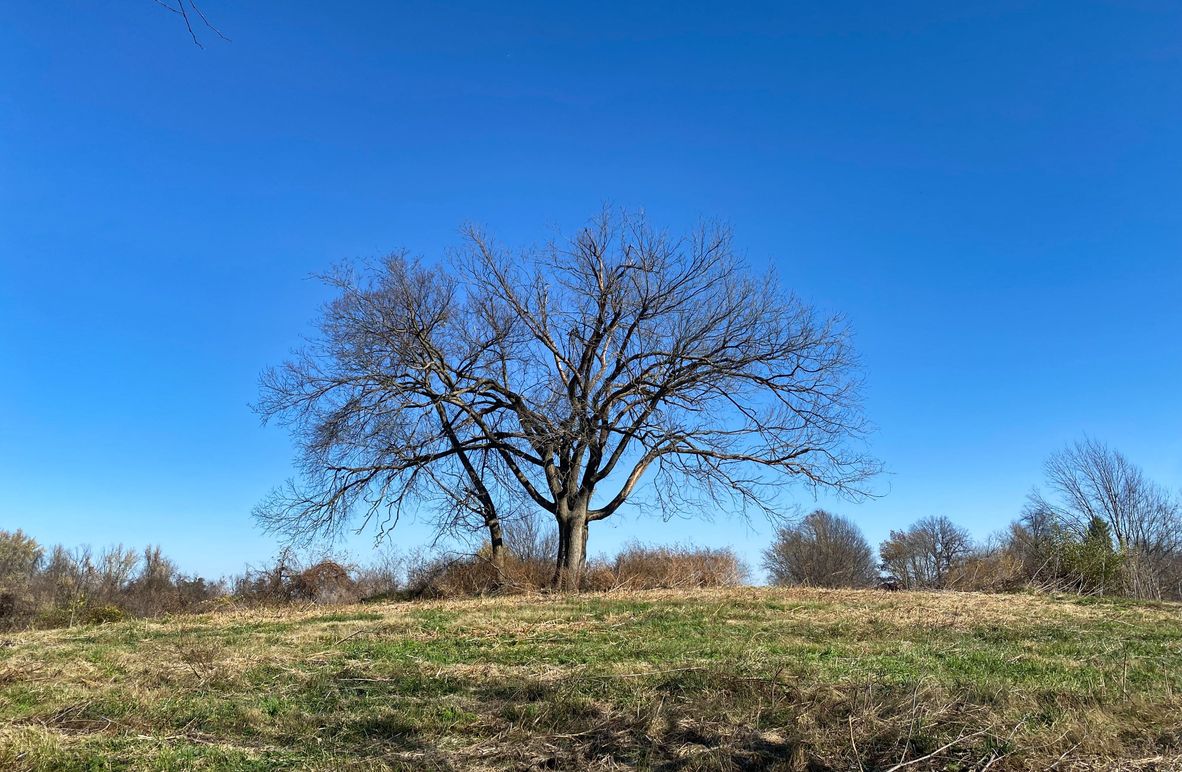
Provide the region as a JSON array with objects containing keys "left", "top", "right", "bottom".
[
  {"left": 503, "top": 510, "right": 558, "bottom": 565},
  {"left": 1029, "top": 438, "right": 1181, "bottom": 599},
  {"left": 1063, "top": 516, "right": 1124, "bottom": 596},
  {"left": 879, "top": 516, "right": 972, "bottom": 589},
  {"left": 1004, "top": 502, "right": 1063, "bottom": 585},
  {"left": 256, "top": 210, "right": 879, "bottom": 590},
  {"left": 1001, "top": 510, "right": 1127, "bottom": 596},
  {"left": 762, "top": 509, "right": 876, "bottom": 588},
  {"left": 0, "top": 530, "right": 43, "bottom": 589}
]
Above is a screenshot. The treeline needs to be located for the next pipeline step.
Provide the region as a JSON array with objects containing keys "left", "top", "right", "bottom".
[
  {"left": 0, "top": 539, "right": 225, "bottom": 629},
  {"left": 3, "top": 438, "right": 1175, "bottom": 629},
  {"left": 0, "top": 524, "right": 746, "bottom": 631},
  {"left": 765, "top": 438, "right": 1182, "bottom": 600}
]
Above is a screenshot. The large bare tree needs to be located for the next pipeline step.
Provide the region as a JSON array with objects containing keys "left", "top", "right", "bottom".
[{"left": 257, "top": 211, "right": 877, "bottom": 590}]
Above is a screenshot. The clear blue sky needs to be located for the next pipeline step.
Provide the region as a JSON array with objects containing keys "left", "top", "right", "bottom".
[{"left": 2, "top": 2, "right": 1179, "bottom": 579}]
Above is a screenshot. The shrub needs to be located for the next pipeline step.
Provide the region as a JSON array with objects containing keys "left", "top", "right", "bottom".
[
  {"left": 0, "top": 536, "right": 226, "bottom": 630},
  {"left": 0, "top": 530, "right": 43, "bottom": 586},
  {"left": 355, "top": 545, "right": 404, "bottom": 601},
  {"left": 999, "top": 513, "right": 1130, "bottom": 596},
  {"left": 232, "top": 550, "right": 303, "bottom": 604},
  {"left": 609, "top": 544, "right": 748, "bottom": 590},
  {"left": 398, "top": 542, "right": 746, "bottom": 598},
  {"left": 945, "top": 550, "right": 1027, "bottom": 592},
  {"left": 292, "top": 561, "right": 359, "bottom": 604},
  {"left": 83, "top": 604, "right": 126, "bottom": 625},
  {"left": 763, "top": 510, "right": 877, "bottom": 588},
  {"left": 425, "top": 555, "right": 503, "bottom": 598},
  {"left": 0, "top": 593, "right": 31, "bottom": 628},
  {"left": 579, "top": 561, "right": 621, "bottom": 593},
  {"left": 1060, "top": 517, "right": 1125, "bottom": 595},
  {"left": 402, "top": 548, "right": 544, "bottom": 599}
]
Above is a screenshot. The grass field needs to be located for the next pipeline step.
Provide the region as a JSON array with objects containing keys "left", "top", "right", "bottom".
[{"left": 1, "top": 588, "right": 1181, "bottom": 770}]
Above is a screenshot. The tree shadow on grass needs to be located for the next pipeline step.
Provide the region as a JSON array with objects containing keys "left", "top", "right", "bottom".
[{"left": 471, "top": 675, "right": 801, "bottom": 771}]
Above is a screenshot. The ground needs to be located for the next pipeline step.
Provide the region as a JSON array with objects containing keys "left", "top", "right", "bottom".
[{"left": 1, "top": 588, "right": 1180, "bottom": 770}]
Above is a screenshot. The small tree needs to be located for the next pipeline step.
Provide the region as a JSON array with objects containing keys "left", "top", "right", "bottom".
[
  {"left": 1060, "top": 516, "right": 1124, "bottom": 595},
  {"left": 879, "top": 516, "right": 972, "bottom": 589},
  {"left": 762, "top": 510, "right": 876, "bottom": 588}
]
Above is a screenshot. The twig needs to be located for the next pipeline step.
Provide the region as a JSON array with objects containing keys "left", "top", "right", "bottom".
[
  {"left": 188, "top": 0, "right": 230, "bottom": 41},
  {"left": 152, "top": 0, "right": 229, "bottom": 47},
  {"left": 331, "top": 628, "right": 368, "bottom": 647},
  {"left": 849, "top": 714, "right": 862, "bottom": 769},
  {"left": 884, "top": 727, "right": 993, "bottom": 771},
  {"left": 304, "top": 627, "right": 369, "bottom": 660},
  {"left": 1047, "top": 742, "right": 1081, "bottom": 770}
]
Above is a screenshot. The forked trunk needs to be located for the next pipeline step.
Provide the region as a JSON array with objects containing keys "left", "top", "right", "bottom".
[{"left": 553, "top": 507, "right": 589, "bottom": 592}]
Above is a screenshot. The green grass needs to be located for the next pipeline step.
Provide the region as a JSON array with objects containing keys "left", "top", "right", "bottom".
[{"left": 1, "top": 588, "right": 1181, "bottom": 770}]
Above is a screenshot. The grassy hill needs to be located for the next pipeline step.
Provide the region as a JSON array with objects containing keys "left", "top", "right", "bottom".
[{"left": 1, "top": 588, "right": 1180, "bottom": 770}]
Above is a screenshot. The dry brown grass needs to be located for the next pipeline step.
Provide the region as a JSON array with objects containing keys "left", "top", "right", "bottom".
[
  {"left": 405, "top": 545, "right": 747, "bottom": 598},
  {"left": 1, "top": 587, "right": 1181, "bottom": 770}
]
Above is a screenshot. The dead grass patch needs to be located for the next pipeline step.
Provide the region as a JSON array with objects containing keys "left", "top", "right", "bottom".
[{"left": 1, "top": 588, "right": 1180, "bottom": 769}]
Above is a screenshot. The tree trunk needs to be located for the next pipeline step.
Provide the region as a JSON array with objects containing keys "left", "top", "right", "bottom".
[
  {"left": 553, "top": 507, "right": 589, "bottom": 592},
  {"left": 488, "top": 519, "right": 506, "bottom": 588}
]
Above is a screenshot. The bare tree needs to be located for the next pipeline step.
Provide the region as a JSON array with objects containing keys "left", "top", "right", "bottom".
[
  {"left": 762, "top": 509, "right": 877, "bottom": 588},
  {"left": 455, "top": 212, "right": 877, "bottom": 589},
  {"left": 1029, "top": 438, "right": 1181, "bottom": 599},
  {"left": 1001, "top": 503, "right": 1066, "bottom": 589},
  {"left": 503, "top": 510, "right": 559, "bottom": 565},
  {"left": 254, "top": 255, "right": 516, "bottom": 581},
  {"left": 257, "top": 211, "right": 877, "bottom": 590},
  {"left": 879, "top": 516, "right": 972, "bottom": 589}
]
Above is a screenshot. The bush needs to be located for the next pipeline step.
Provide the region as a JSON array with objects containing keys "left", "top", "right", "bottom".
[
  {"left": 0, "top": 530, "right": 43, "bottom": 586},
  {"left": 579, "top": 561, "right": 621, "bottom": 593},
  {"left": 401, "top": 548, "right": 546, "bottom": 599},
  {"left": 355, "top": 545, "right": 404, "bottom": 601},
  {"left": 1060, "top": 517, "right": 1125, "bottom": 595},
  {"left": 945, "top": 550, "right": 1027, "bottom": 592},
  {"left": 232, "top": 550, "right": 303, "bottom": 604},
  {"left": 610, "top": 544, "right": 748, "bottom": 589},
  {"left": 293, "top": 561, "right": 359, "bottom": 604},
  {"left": 83, "top": 604, "right": 126, "bottom": 625},
  {"left": 232, "top": 553, "right": 361, "bottom": 605},
  {"left": 0, "top": 591, "right": 30, "bottom": 631},
  {"left": 999, "top": 513, "right": 1130, "bottom": 596},
  {"left": 398, "top": 542, "right": 746, "bottom": 598},
  {"left": 0, "top": 534, "right": 228, "bottom": 630},
  {"left": 763, "top": 510, "right": 877, "bottom": 588},
  {"left": 416, "top": 554, "right": 503, "bottom": 598}
]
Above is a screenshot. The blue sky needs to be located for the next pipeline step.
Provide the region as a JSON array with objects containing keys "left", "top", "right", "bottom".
[{"left": 1, "top": 1, "right": 1179, "bottom": 579}]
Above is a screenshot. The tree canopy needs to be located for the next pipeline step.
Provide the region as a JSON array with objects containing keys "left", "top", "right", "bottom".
[{"left": 256, "top": 211, "right": 878, "bottom": 589}]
